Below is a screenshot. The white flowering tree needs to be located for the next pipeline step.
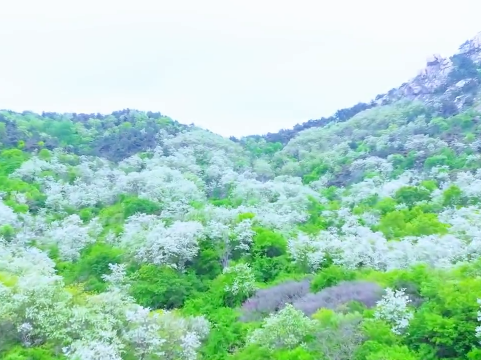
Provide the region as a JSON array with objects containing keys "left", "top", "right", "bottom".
[
  {"left": 205, "top": 218, "right": 255, "bottom": 269},
  {"left": 222, "top": 263, "right": 257, "bottom": 305},
  {"left": 119, "top": 214, "right": 204, "bottom": 270},
  {"left": 246, "top": 304, "right": 317, "bottom": 350},
  {"left": 0, "top": 235, "right": 210, "bottom": 360},
  {"left": 374, "top": 288, "right": 413, "bottom": 335}
]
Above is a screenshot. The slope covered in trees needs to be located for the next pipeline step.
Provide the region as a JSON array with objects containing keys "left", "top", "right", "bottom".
[
  {"left": 240, "top": 31, "right": 481, "bottom": 145},
  {"left": 3, "top": 35, "right": 481, "bottom": 360}
]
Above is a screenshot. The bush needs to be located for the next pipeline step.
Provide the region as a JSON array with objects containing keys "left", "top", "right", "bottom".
[
  {"left": 310, "top": 311, "right": 365, "bottom": 360},
  {"left": 120, "top": 195, "right": 161, "bottom": 218},
  {"left": 246, "top": 304, "right": 316, "bottom": 350},
  {"left": 310, "top": 265, "right": 357, "bottom": 292},
  {"left": 240, "top": 278, "right": 311, "bottom": 321},
  {"left": 394, "top": 186, "right": 431, "bottom": 207},
  {"left": 250, "top": 228, "right": 290, "bottom": 282},
  {"left": 292, "top": 281, "right": 383, "bottom": 316},
  {"left": 57, "top": 242, "right": 123, "bottom": 292},
  {"left": 0, "top": 321, "right": 19, "bottom": 355},
  {"left": 130, "top": 264, "right": 203, "bottom": 310}
]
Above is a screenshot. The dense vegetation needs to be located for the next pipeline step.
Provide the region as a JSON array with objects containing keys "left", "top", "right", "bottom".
[{"left": 4, "top": 37, "right": 481, "bottom": 360}]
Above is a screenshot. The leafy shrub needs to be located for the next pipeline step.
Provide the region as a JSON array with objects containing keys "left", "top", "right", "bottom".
[
  {"left": 246, "top": 304, "right": 316, "bottom": 350},
  {"left": 240, "top": 278, "right": 311, "bottom": 321},
  {"left": 57, "top": 242, "right": 123, "bottom": 292},
  {"left": 394, "top": 186, "right": 431, "bottom": 207},
  {"left": 0, "top": 321, "right": 19, "bottom": 355},
  {"left": 119, "top": 194, "right": 161, "bottom": 218},
  {"left": 292, "top": 281, "right": 383, "bottom": 316},
  {"left": 310, "top": 265, "right": 357, "bottom": 292},
  {"left": 130, "top": 264, "right": 203, "bottom": 310},
  {"left": 250, "top": 228, "right": 290, "bottom": 282},
  {"left": 0, "top": 149, "right": 28, "bottom": 176},
  {"left": 2, "top": 346, "right": 64, "bottom": 360},
  {"left": 0, "top": 225, "right": 15, "bottom": 242},
  {"left": 310, "top": 310, "right": 365, "bottom": 360},
  {"left": 377, "top": 207, "right": 449, "bottom": 239}
]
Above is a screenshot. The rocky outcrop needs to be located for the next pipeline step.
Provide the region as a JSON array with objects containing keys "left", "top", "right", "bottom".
[
  {"left": 243, "top": 31, "right": 481, "bottom": 144},
  {"left": 459, "top": 31, "right": 481, "bottom": 59},
  {"left": 375, "top": 31, "right": 481, "bottom": 113}
]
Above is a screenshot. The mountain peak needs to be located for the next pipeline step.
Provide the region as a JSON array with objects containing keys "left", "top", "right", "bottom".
[
  {"left": 375, "top": 31, "right": 481, "bottom": 113},
  {"left": 459, "top": 30, "right": 481, "bottom": 55}
]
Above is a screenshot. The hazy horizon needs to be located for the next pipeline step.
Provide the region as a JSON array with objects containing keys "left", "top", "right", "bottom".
[{"left": 1, "top": 0, "right": 481, "bottom": 137}]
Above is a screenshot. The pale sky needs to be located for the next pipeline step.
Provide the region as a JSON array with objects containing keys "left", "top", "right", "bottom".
[{"left": 1, "top": 1, "right": 481, "bottom": 137}]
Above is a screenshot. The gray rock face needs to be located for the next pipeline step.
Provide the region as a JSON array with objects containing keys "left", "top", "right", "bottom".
[
  {"left": 376, "top": 31, "right": 481, "bottom": 113},
  {"left": 459, "top": 31, "right": 481, "bottom": 56}
]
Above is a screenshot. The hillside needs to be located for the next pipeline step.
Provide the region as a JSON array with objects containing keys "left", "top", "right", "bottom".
[
  {"left": 241, "top": 31, "right": 481, "bottom": 145},
  {"left": 2, "top": 33, "right": 481, "bottom": 360}
]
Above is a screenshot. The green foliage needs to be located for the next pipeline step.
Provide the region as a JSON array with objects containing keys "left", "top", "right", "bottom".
[
  {"left": 321, "top": 186, "right": 340, "bottom": 201},
  {"left": 448, "top": 54, "right": 481, "bottom": 84},
  {"left": 394, "top": 186, "right": 431, "bottom": 207},
  {"left": 0, "top": 149, "right": 29, "bottom": 176},
  {"left": 298, "top": 197, "right": 328, "bottom": 234},
  {"left": 406, "top": 277, "right": 481, "bottom": 359},
  {"left": 242, "top": 138, "right": 283, "bottom": 157},
  {"left": 310, "top": 265, "right": 357, "bottom": 292},
  {"left": 0, "top": 109, "right": 186, "bottom": 160},
  {"left": 375, "top": 197, "right": 397, "bottom": 215},
  {"left": 250, "top": 228, "right": 290, "bottom": 282},
  {"left": 199, "top": 307, "right": 251, "bottom": 360},
  {"left": 390, "top": 152, "right": 417, "bottom": 174},
  {"left": 0, "top": 225, "right": 15, "bottom": 241},
  {"left": 424, "top": 148, "right": 467, "bottom": 170},
  {"left": 42, "top": 119, "right": 83, "bottom": 146},
  {"left": 377, "top": 206, "right": 449, "bottom": 239},
  {"left": 78, "top": 207, "right": 98, "bottom": 222},
  {"left": 443, "top": 185, "right": 465, "bottom": 207},
  {"left": 98, "top": 203, "right": 125, "bottom": 234},
  {"left": 130, "top": 264, "right": 204, "bottom": 309},
  {"left": 302, "top": 161, "right": 330, "bottom": 184},
  {"left": 118, "top": 194, "right": 162, "bottom": 218},
  {"left": 2, "top": 346, "right": 64, "bottom": 360},
  {"left": 231, "top": 345, "right": 315, "bottom": 360},
  {"left": 57, "top": 242, "right": 124, "bottom": 292},
  {"left": 420, "top": 179, "right": 438, "bottom": 191},
  {"left": 365, "top": 344, "right": 420, "bottom": 360},
  {"left": 191, "top": 240, "right": 223, "bottom": 279},
  {"left": 238, "top": 212, "right": 255, "bottom": 221},
  {"left": 0, "top": 176, "right": 46, "bottom": 212},
  {"left": 210, "top": 197, "right": 243, "bottom": 208}
]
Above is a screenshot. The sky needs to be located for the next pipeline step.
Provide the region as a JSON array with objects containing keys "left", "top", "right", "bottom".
[{"left": 1, "top": 1, "right": 481, "bottom": 137}]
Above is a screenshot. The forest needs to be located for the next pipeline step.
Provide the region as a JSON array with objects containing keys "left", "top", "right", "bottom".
[{"left": 3, "top": 38, "right": 481, "bottom": 360}]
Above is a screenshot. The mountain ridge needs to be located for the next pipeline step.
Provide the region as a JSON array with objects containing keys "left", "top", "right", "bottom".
[
  {"left": 2, "top": 31, "right": 481, "bottom": 159},
  {"left": 239, "top": 31, "right": 481, "bottom": 144},
  {"left": 3, "top": 30, "right": 481, "bottom": 360}
]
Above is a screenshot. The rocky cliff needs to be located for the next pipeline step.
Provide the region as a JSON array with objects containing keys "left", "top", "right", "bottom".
[{"left": 376, "top": 32, "right": 481, "bottom": 114}]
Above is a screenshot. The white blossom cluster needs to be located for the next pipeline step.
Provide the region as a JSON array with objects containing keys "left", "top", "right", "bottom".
[
  {"left": 119, "top": 214, "right": 205, "bottom": 270},
  {"left": 42, "top": 214, "right": 102, "bottom": 261},
  {"left": 246, "top": 304, "right": 316, "bottom": 350},
  {"left": 374, "top": 288, "right": 413, "bottom": 334},
  {"left": 0, "top": 198, "right": 18, "bottom": 227},
  {"left": 350, "top": 156, "right": 394, "bottom": 177},
  {"left": 404, "top": 134, "right": 449, "bottom": 156},
  {"left": 288, "top": 207, "right": 481, "bottom": 271},
  {"left": 0, "top": 241, "right": 210, "bottom": 360},
  {"left": 223, "top": 263, "right": 257, "bottom": 297},
  {"left": 12, "top": 153, "right": 205, "bottom": 219}
]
